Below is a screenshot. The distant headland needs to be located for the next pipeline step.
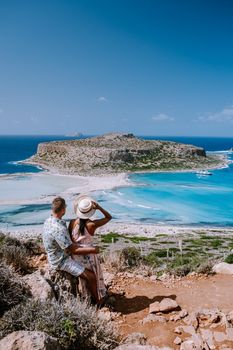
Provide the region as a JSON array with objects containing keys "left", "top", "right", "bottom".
[{"left": 24, "top": 133, "right": 226, "bottom": 175}]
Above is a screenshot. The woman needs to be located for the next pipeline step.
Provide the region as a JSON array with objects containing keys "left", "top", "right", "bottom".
[{"left": 69, "top": 194, "right": 112, "bottom": 305}]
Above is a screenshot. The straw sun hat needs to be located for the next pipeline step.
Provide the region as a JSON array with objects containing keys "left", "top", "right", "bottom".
[{"left": 74, "top": 194, "right": 96, "bottom": 219}]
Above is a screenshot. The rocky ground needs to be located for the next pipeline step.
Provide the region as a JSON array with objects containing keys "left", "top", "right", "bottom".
[
  {"left": 24, "top": 133, "right": 225, "bottom": 175},
  {"left": 1, "top": 230, "right": 233, "bottom": 350},
  {"left": 103, "top": 270, "right": 233, "bottom": 349}
]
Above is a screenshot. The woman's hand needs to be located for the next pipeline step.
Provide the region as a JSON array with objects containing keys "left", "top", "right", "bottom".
[{"left": 92, "top": 201, "right": 99, "bottom": 210}]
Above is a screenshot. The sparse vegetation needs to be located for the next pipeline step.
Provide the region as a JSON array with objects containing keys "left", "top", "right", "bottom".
[
  {"left": 0, "top": 262, "right": 31, "bottom": 316},
  {"left": 225, "top": 254, "right": 233, "bottom": 264},
  {"left": 120, "top": 246, "right": 142, "bottom": 268},
  {"left": 0, "top": 298, "right": 119, "bottom": 350}
]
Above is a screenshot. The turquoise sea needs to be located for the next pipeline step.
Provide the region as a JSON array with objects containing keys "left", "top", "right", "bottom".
[{"left": 0, "top": 135, "right": 233, "bottom": 228}]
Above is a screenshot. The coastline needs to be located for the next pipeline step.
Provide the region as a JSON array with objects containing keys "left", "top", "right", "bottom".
[
  {"left": 0, "top": 151, "right": 232, "bottom": 236},
  {"left": 21, "top": 148, "right": 231, "bottom": 177},
  {"left": 3, "top": 221, "right": 233, "bottom": 241}
]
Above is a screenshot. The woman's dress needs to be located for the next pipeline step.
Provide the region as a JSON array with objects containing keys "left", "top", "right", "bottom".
[{"left": 71, "top": 223, "right": 106, "bottom": 300}]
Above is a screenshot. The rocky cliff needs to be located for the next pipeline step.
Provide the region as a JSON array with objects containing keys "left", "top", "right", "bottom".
[{"left": 26, "top": 133, "right": 223, "bottom": 175}]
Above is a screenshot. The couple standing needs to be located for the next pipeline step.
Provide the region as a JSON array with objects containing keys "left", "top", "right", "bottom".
[{"left": 43, "top": 195, "right": 112, "bottom": 306}]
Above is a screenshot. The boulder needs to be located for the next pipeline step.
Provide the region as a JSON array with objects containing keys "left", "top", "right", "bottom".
[
  {"left": 22, "top": 271, "right": 54, "bottom": 301},
  {"left": 0, "top": 331, "right": 61, "bottom": 350},
  {"left": 159, "top": 298, "right": 178, "bottom": 312},
  {"left": 149, "top": 298, "right": 178, "bottom": 314},
  {"left": 212, "top": 262, "right": 233, "bottom": 275},
  {"left": 149, "top": 301, "right": 160, "bottom": 314}
]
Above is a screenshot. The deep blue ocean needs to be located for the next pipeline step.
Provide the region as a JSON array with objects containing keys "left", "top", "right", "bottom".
[
  {"left": 0, "top": 135, "right": 233, "bottom": 228},
  {"left": 0, "top": 135, "right": 91, "bottom": 174}
]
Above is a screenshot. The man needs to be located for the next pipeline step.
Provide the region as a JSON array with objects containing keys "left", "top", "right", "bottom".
[{"left": 43, "top": 196, "right": 99, "bottom": 303}]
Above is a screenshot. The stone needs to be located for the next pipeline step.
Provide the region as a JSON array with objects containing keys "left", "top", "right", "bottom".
[
  {"left": 183, "top": 313, "right": 199, "bottom": 330},
  {"left": 174, "top": 326, "right": 182, "bottom": 334},
  {"left": 214, "top": 332, "right": 227, "bottom": 342},
  {"left": 114, "top": 346, "right": 172, "bottom": 350},
  {"left": 226, "top": 328, "right": 233, "bottom": 341},
  {"left": 149, "top": 275, "right": 157, "bottom": 281},
  {"left": 212, "top": 262, "right": 233, "bottom": 275},
  {"left": 149, "top": 301, "right": 160, "bottom": 314},
  {"left": 180, "top": 340, "right": 196, "bottom": 350},
  {"left": 174, "top": 336, "right": 182, "bottom": 345},
  {"left": 191, "top": 334, "right": 205, "bottom": 348},
  {"left": 22, "top": 271, "right": 54, "bottom": 301},
  {"left": 124, "top": 333, "right": 147, "bottom": 345},
  {"left": 103, "top": 271, "right": 115, "bottom": 287},
  {"left": 200, "top": 329, "right": 215, "bottom": 348},
  {"left": 181, "top": 326, "right": 196, "bottom": 336},
  {"left": 0, "top": 331, "right": 61, "bottom": 350},
  {"left": 140, "top": 314, "right": 167, "bottom": 324},
  {"left": 159, "top": 298, "right": 178, "bottom": 312},
  {"left": 42, "top": 266, "right": 77, "bottom": 301},
  {"left": 227, "top": 310, "right": 233, "bottom": 323},
  {"left": 173, "top": 309, "right": 188, "bottom": 321}
]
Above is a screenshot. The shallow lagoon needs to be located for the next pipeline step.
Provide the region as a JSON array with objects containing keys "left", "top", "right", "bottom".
[{"left": 0, "top": 153, "right": 233, "bottom": 229}]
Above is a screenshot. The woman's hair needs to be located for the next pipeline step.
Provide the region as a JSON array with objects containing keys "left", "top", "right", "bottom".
[
  {"left": 79, "top": 218, "right": 88, "bottom": 235},
  {"left": 73, "top": 197, "right": 89, "bottom": 235}
]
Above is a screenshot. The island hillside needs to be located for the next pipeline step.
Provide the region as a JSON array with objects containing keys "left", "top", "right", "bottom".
[{"left": 25, "top": 133, "right": 223, "bottom": 175}]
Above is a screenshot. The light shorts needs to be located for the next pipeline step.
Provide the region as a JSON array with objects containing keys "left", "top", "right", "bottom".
[{"left": 59, "top": 257, "right": 85, "bottom": 277}]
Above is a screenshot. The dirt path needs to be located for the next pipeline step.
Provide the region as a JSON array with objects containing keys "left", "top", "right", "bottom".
[{"left": 109, "top": 273, "right": 233, "bottom": 349}]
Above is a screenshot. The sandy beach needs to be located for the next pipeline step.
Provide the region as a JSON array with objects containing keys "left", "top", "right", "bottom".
[{"left": 0, "top": 171, "right": 130, "bottom": 206}]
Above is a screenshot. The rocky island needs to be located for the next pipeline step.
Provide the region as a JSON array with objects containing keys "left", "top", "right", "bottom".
[{"left": 25, "top": 133, "right": 224, "bottom": 175}]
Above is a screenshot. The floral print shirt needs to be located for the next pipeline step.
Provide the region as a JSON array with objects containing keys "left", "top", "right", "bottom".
[{"left": 43, "top": 215, "right": 72, "bottom": 269}]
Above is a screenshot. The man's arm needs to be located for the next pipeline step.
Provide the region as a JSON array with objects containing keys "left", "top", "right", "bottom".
[{"left": 65, "top": 243, "right": 99, "bottom": 256}]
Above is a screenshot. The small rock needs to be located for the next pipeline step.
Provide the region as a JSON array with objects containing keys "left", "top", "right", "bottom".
[
  {"left": 180, "top": 340, "right": 196, "bottom": 350},
  {"left": 149, "top": 275, "right": 157, "bottom": 281},
  {"left": 214, "top": 332, "right": 227, "bottom": 342},
  {"left": 103, "top": 272, "right": 115, "bottom": 287},
  {"left": 183, "top": 313, "right": 199, "bottom": 330},
  {"left": 149, "top": 301, "right": 160, "bottom": 314},
  {"left": 0, "top": 331, "right": 61, "bottom": 350},
  {"left": 114, "top": 346, "right": 172, "bottom": 350},
  {"left": 174, "top": 336, "right": 182, "bottom": 345},
  {"left": 159, "top": 298, "right": 178, "bottom": 312},
  {"left": 200, "top": 329, "right": 214, "bottom": 348},
  {"left": 212, "top": 262, "right": 233, "bottom": 275},
  {"left": 174, "top": 326, "right": 182, "bottom": 334},
  {"left": 181, "top": 326, "right": 196, "bottom": 336},
  {"left": 124, "top": 333, "right": 147, "bottom": 345},
  {"left": 227, "top": 310, "right": 233, "bottom": 323},
  {"left": 173, "top": 309, "right": 188, "bottom": 321},
  {"left": 191, "top": 333, "right": 205, "bottom": 348},
  {"left": 226, "top": 328, "right": 233, "bottom": 341},
  {"left": 140, "top": 314, "right": 167, "bottom": 324}
]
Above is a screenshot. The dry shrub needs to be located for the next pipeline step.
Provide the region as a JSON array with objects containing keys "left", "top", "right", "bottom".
[
  {"left": 102, "top": 246, "right": 142, "bottom": 272},
  {"left": 119, "top": 246, "right": 142, "bottom": 268},
  {"left": 0, "top": 262, "right": 31, "bottom": 316},
  {"left": 0, "top": 298, "right": 119, "bottom": 350},
  {"left": 0, "top": 232, "right": 43, "bottom": 274}
]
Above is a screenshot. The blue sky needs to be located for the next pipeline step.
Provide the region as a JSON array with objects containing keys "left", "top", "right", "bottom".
[{"left": 0, "top": 0, "right": 233, "bottom": 136}]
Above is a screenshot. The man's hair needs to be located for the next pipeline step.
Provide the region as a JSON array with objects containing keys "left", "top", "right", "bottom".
[{"left": 52, "top": 197, "right": 66, "bottom": 213}]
